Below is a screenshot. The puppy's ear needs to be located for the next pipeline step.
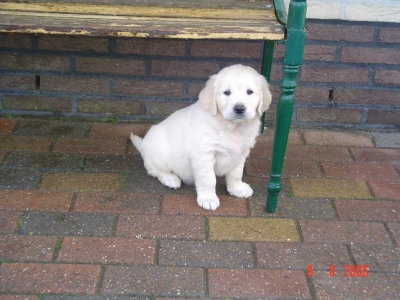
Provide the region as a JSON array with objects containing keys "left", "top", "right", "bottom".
[
  {"left": 199, "top": 75, "right": 217, "bottom": 116},
  {"left": 257, "top": 75, "right": 272, "bottom": 115}
]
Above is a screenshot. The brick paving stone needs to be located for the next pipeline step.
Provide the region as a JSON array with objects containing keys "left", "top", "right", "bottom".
[
  {"left": 303, "top": 130, "right": 374, "bottom": 147},
  {"left": 256, "top": 243, "right": 352, "bottom": 271},
  {"left": 116, "top": 215, "right": 205, "bottom": 240},
  {"left": 123, "top": 173, "right": 196, "bottom": 194},
  {"left": 312, "top": 271, "right": 400, "bottom": 299},
  {"left": 351, "top": 148, "right": 400, "bottom": 164},
  {"left": 0, "top": 151, "right": 7, "bottom": 164},
  {"left": 0, "top": 190, "right": 73, "bottom": 211},
  {"left": 368, "top": 181, "right": 400, "bottom": 200},
  {"left": 89, "top": 123, "right": 151, "bottom": 139},
  {"left": 40, "top": 173, "right": 123, "bottom": 191},
  {"left": 208, "top": 217, "right": 300, "bottom": 242},
  {"left": 43, "top": 297, "right": 151, "bottom": 300},
  {"left": 0, "top": 211, "right": 22, "bottom": 234},
  {"left": 246, "top": 158, "right": 322, "bottom": 178},
  {"left": 208, "top": 269, "right": 310, "bottom": 299},
  {"left": 290, "top": 178, "right": 372, "bottom": 199},
  {"left": 74, "top": 192, "right": 160, "bottom": 214},
  {"left": 256, "top": 130, "right": 303, "bottom": 145},
  {"left": 0, "top": 169, "right": 43, "bottom": 189},
  {"left": 0, "top": 118, "right": 17, "bottom": 134},
  {"left": 350, "top": 245, "right": 400, "bottom": 272},
  {"left": 162, "top": 194, "right": 248, "bottom": 216},
  {"left": 0, "top": 263, "right": 101, "bottom": 294},
  {"left": 250, "top": 197, "right": 336, "bottom": 219},
  {"left": 322, "top": 162, "right": 400, "bottom": 182},
  {"left": 372, "top": 132, "right": 400, "bottom": 148},
  {"left": 84, "top": 154, "right": 145, "bottom": 172},
  {"left": 53, "top": 138, "right": 127, "bottom": 155},
  {"left": 387, "top": 222, "right": 400, "bottom": 245},
  {"left": 159, "top": 240, "right": 254, "bottom": 268},
  {"left": 0, "top": 136, "right": 52, "bottom": 152},
  {"left": 299, "top": 220, "right": 392, "bottom": 245},
  {"left": 102, "top": 266, "right": 205, "bottom": 297},
  {"left": 3, "top": 152, "right": 85, "bottom": 171},
  {"left": 13, "top": 120, "right": 89, "bottom": 138},
  {"left": 335, "top": 199, "right": 400, "bottom": 221},
  {"left": 57, "top": 237, "right": 155, "bottom": 264},
  {"left": 0, "top": 296, "right": 38, "bottom": 300},
  {"left": 0, "top": 235, "right": 57, "bottom": 262},
  {"left": 18, "top": 212, "right": 116, "bottom": 237}
]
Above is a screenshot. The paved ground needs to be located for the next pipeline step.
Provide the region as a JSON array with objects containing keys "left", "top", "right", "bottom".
[{"left": 0, "top": 117, "right": 399, "bottom": 300}]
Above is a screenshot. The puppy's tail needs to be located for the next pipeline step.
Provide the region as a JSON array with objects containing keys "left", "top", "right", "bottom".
[{"left": 130, "top": 133, "right": 143, "bottom": 152}]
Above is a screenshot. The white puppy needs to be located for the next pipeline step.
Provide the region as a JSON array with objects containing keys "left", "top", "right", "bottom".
[{"left": 131, "top": 64, "right": 272, "bottom": 210}]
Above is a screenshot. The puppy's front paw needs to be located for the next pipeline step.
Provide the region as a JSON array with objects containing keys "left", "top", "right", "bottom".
[
  {"left": 197, "top": 194, "right": 220, "bottom": 211},
  {"left": 228, "top": 182, "right": 253, "bottom": 198},
  {"left": 159, "top": 173, "right": 181, "bottom": 189}
]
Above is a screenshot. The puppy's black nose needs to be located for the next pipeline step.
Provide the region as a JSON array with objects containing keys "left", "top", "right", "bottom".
[{"left": 234, "top": 103, "right": 246, "bottom": 115}]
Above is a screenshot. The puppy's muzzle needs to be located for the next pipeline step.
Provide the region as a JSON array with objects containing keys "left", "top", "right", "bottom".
[{"left": 233, "top": 103, "right": 246, "bottom": 115}]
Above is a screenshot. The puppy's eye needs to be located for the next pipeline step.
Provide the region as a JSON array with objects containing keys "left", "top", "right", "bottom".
[
  {"left": 247, "top": 89, "right": 254, "bottom": 95},
  {"left": 223, "top": 90, "right": 231, "bottom": 96}
]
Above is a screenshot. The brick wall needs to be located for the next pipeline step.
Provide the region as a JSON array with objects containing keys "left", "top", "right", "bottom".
[{"left": 0, "top": 19, "right": 399, "bottom": 129}]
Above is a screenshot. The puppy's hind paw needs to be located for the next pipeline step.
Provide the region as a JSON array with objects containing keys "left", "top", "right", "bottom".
[
  {"left": 197, "top": 194, "right": 220, "bottom": 211},
  {"left": 159, "top": 173, "right": 181, "bottom": 189}
]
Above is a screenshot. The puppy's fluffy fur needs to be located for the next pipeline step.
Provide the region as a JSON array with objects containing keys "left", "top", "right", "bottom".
[{"left": 131, "top": 64, "right": 272, "bottom": 210}]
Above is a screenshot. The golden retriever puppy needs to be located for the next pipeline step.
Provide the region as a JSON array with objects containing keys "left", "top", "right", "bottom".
[{"left": 131, "top": 64, "right": 271, "bottom": 210}]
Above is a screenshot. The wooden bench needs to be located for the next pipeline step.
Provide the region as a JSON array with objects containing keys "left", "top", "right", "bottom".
[{"left": 0, "top": 0, "right": 307, "bottom": 213}]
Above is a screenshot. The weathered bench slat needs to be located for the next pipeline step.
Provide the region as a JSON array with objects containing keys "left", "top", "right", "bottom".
[{"left": 0, "top": 1, "right": 285, "bottom": 40}]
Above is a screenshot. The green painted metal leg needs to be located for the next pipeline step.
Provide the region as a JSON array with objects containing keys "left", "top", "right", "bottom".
[
  {"left": 260, "top": 40, "right": 275, "bottom": 134},
  {"left": 266, "top": 0, "right": 307, "bottom": 213}
]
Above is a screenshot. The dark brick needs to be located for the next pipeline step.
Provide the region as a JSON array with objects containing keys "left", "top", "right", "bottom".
[
  {"left": 53, "top": 138, "right": 126, "bottom": 154},
  {"left": 250, "top": 197, "right": 336, "bottom": 220},
  {"left": 341, "top": 47, "right": 400, "bottom": 64},
  {"left": 351, "top": 245, "right": 400, "bottom": 272},
  {"left": 367, "top": 110, "right": 400, "bottom": 125},
  {"left": 0, "top": 136, "right": 52, "bottom": 152},
  {"left": 0, "top": 118, "right": 17, "bottom": 134},
  {"left": 0, "top": 33, "right": 31, "bottom": 49},
  {"left": 0, "top": 151, "right": 6, "bottom": 163},
  {"left": 0, "top": 211, "right": 22, "bottom": 234},
  {"left": 0, "top": 235, "right": 57, "bottom": 262},
  {"left": 150, "top": 101, "right": 191, "bottom": 116},
  {"left": 301, "top": 66, "right": 369, "bottom": 83},
  {"left": 0, "top": 169, "right": 42, "bottom": 189},
  {"left": 0, "top": 53, "right": 70, "bottom": 71},
  {"left": 3, "top": 152, "right": 85, "bottom": 171},
  {"left": 306, "top": 23, "right": 374, "bottom": 42},
  {"left": 297, "top": 107, "right": 363, "bottom": 124},
  {"left": 18, "top": 212, "right": 116, "bottom": 237},
  {"left": 115, "top": 38, "right": 186, "bottom": 56},
  {"left": 191, "top": 40, "right": 261, "bottom": 58},
  {"left": 0, "top": 295, "right": 38, "bottom": 300},
  {"left": 375, "top": 69, "right": 400, "bottom": 85},
  {"left": 379, "top": 27, "right": 400, "bottom": 43},
  {"left": 151, "top": 60, "right": 219, "bottom": 78},
  {"left": 3, "top": 95, "right": 72, "bottom": 112},
  {"left": 57, "top": 237, "right": 155, "bottom": 264},
  {"left": 159, "top": 240, "right": 254, "bottom": 268},
  {"left": 299, "top": 220, "right": 392, "bottom": 245},
  {"left": 293, "top": 86, "right": 330, "bottom": 102},
  {"left": 162, "top": 194, "right": 248, "bottom": 216},
  {"left": 75, "top": 57, "right": 145, "bottom": 75},
  {"left": 351, "top": 148, "right": 400, "bottom": 164},
  {"left": 39, "top": 35, "right": 108, "bottom": 52},
  {"left": 40, "top": 76, "right": 109, "bottom": 94},
  {"left": 0, "top": 263, "right": 101, "bottom": 294},
  {"left": 13, "top": 120, "right": 89, "bottom": 138},
  {"left": 102, "top": 266, "right": 205, "bottom": 297},
  {"left": 208, "top": 269, "right": 310, "bottom": 299},
  {"left": 0, "top": 190, "right": 73, "bottom": 212},
  {"left": 256, "top": 243, "right": 352, "bottom": 270},
  {"left": 0, "top": 75, "right": 35, "bottom": 90},
  {"left": 116, "top": 215, "right": 205, "bottom": 240},
  {"left": 334, "top": 89, "right": 400, "bottom": 106},
  {"left": 335, "top": 199, "right": 400, "bottom": 221},
  {"left": 74, "top": 192, "right": 160, "bottom": 214},
  {"left": 303, "top": 45, "right": 336, "bottom": 61},
  {"left": 114, "top": 79, "right": 182, "bottom": 97},
  {"left": 322, "top": 162, "right": 399, "bottom": 182},
  {"left": 388, "top": 222, "right": 400, "bottom": 245},
  {"left": 89, "top": 123, "right": 151, "bottom": 139},
  {"left": 77, "top": 98, "right": 146, "bottom": 115},
  {"left": 313, "top": 271, "right": 400, "bottom": 299},
  {"left": 368, "top": 182, "right": 400, "bottom": 200},
  {"left": 84, "top": 154, "right": 145, "bottom": 172}
]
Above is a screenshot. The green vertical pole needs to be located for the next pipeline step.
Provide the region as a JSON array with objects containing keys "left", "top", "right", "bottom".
[
  {"left": 260, "top": 40, "right": 275, "bottom": 134},
  {"left": 266, "top": 0, "right": 307, "bottom": 213}
]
